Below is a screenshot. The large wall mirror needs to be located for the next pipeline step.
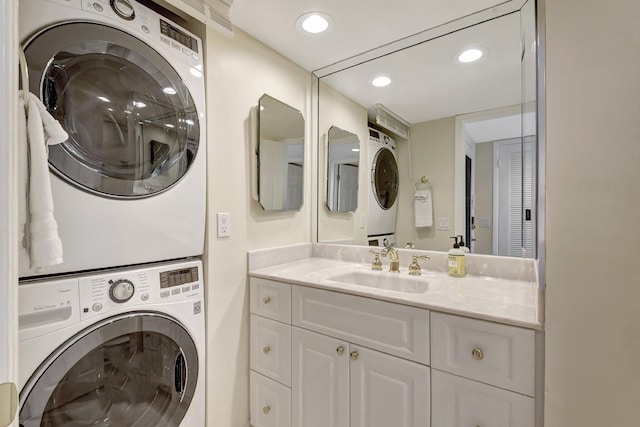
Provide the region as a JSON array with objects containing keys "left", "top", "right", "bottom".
[
  {"left": 257, "top": 94, "right": 305, "bottom": 211},
  {"left": 315, "top": 0, "right": 537, "bottom": 258},
  {"left": 326, "top": 126, "right": 360, "bottom": 212}
]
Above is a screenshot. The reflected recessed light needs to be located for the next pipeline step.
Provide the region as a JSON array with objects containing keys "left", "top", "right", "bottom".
[
  {"left": 124, "top": 110, "right": 132, "bottom": 114},
  {"left": 371, "top": 76, "right": 391, "bottom": 87},
  {"left": 457, "top": 48, "right": 486, "bottom": 63},
  {"left": 296, "top": 12, "right": 332, "bottom": 34},
  {"left": 185, "top": 119, "right": 195, "bottom": 125},
  {"left": 163, "top": 87, "right": 177, "bottom": 95},
  {"left": 351, "top": 148, "right": 360, "bottom": 152},
  {"left": 107, "top": 107, "right": 114, "bottom": 112},
  {"left": 165, "top": 123, "right": 175, "bottom": 128},
  {"left": 190, "top": 67, "right": 203, "bottom": 78},
  {"left": 133, "top": 101, "right": 147, "bottom": 108},
  {"left": 97, "top": 96, "right": 111, "bottom": 103}
]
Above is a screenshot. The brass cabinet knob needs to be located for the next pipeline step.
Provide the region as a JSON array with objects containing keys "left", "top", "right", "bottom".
[
  {"left": 263, "top": 346, "right": 271, "bottom": 354},
  {"left": 350, "top": 351, "right": 359, "bottom": 360},
  {"left": 336, "top": 345, "right": 345, "bottom": 356},
  {"left": 472, "top": 347, "right": 484, "bottom": 360},
  {"left": 263, "top": 405, "right": 271, "bottom": 414},
  {"left": 262, "top": 296, "right": 271, "bottom": 304}
]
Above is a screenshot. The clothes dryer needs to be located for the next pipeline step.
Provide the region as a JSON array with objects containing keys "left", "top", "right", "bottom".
[
  {"left": 18, "top": 259, "right": 205, "bottom": 426},
  {"left": 367, "top": 127, "right": 399, "bottom": 242},
  {"left": 19, "top": 0, "right": 206, "bottom": 277}
]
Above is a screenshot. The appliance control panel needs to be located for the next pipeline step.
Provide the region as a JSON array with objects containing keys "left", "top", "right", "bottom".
[
  {"left": 78, "top": 259, "right": 203, "bottom": 321},
  {"left": 76, "top": 0, "right": 203, "bottom": 66}
]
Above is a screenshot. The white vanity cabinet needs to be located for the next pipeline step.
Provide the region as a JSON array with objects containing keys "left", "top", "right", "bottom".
[
  {"left": 292, "top": 326, "right": 430, "bottom": 427},
  {"left": 249, "top": 277, "right": 538, "bottom": 427}
]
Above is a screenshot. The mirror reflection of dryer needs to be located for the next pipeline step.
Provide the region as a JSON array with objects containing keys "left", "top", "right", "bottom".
[
  {"left": 367, "top": 127, "right": 399, "bottom": 245},
  {"left": 20, "top": 0, "right": 207, "bottom": 277}
]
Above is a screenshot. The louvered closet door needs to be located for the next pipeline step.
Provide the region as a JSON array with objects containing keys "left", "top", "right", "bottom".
[{"left": 495, "top": 138, "right": 535, "bottom": 258}]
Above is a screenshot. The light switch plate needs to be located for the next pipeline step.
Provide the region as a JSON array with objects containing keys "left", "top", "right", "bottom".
[{"left": 437, "top": 217, "right": 451, "bottom": 231}]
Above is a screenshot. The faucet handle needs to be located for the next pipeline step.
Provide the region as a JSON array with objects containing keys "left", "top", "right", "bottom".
[
  {"left": 408, "top": 254, "right": 431, "bottom": 276},
  {"left": 369, "top": 250, "right": 383, "bottom": 271}
]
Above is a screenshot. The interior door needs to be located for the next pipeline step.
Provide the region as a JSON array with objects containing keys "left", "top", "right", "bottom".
[
  {"left": 494, "top": 138, "right": 536, "bottom": 257},
  {"left": 20, "top": 313, "right": 198, "bottom": 427}
]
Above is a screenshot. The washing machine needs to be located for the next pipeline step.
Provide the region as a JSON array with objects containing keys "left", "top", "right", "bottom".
[
  {"left": 19, "top": 0, "right": 206, "bottom": 278},
  {"left": 18, "top": 258, "right": 205, "bottom": 426},
  {"left": 367, "top": 127, "right": 399, "bottom": 244}
]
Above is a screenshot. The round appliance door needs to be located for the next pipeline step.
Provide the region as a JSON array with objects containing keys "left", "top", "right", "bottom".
[
  {"left": 24, "top": 22, "right": 200, "bottom": 198},
  {"left": 19, "top": 313, "right": 198, "bottom": 427},
  {"left": 371, "top": 147, "right": 399, "bottom": 209}
]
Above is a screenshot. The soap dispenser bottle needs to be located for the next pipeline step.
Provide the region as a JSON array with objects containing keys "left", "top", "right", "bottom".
[
  {"left": 448, "top": 236, "right": 466, "bottom": 277},
  {"left": 458, "top": 235, "right": 470, "bottom": 253}
]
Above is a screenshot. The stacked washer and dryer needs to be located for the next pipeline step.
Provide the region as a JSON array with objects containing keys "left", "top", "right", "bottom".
[
  {"left": 18, "top": 0, "right": 207, "bottom": 425},
  {"left": 367, "top": 127, "right": 400, "bottom": 247}
]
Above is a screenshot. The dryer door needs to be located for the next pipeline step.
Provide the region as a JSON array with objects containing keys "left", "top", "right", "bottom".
[
  {"left": 371, "top": 147, "right": 399, "bottom": 209},
  {"left": 24, "top": 22, "right": 200, "bottom": 198},
  {"left": 19, "top": 313, "right": 198, "bottom": 427}
]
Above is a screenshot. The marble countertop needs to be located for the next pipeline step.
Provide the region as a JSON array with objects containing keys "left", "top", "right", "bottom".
[{"left": 249, "top": 244, "right": 543, "bottom": 330}]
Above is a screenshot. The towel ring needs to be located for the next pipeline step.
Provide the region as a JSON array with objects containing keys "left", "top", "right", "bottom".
[
  {"left": 414, "top": 176, "right": 432, "bottom": 191},
  {"left": 18, "top": 44, "right": 30, "bottom": 110}
]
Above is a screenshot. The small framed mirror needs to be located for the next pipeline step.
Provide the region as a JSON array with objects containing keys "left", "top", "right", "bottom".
[
  {"left": 326, "top": 126, "right": 360, "bottom": 212},
  {"left": 257, "top": 94, "right": 305, "bottom": 211}
]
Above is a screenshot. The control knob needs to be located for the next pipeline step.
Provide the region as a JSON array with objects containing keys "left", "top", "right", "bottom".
[
  {"left": 109, "top": 279, "right": 135, "bottom": 303},
  {"left": 110, "top": 0, "right": 135, "bottom": 20}
]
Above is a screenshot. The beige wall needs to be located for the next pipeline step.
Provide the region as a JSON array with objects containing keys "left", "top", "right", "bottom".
[
  {"left": 317, "top": 83, "right": 369, "bottom": 245},
  {"left": 473, "top": 141, "right": 493, "bottom": 254},
  {"left": 204, "top": 28, "right": 312, "bottom": 427},
  {"left": 396, "top": 117, "right": 456, "bottom": 251},
  {"left": 544, "top": 0, "right": 640, "bottom": 425}
]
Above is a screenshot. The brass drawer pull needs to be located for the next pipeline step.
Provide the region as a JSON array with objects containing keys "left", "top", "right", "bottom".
[
  {"left": 263, "top": 405, "right": 271, "bottom": 414},
  {"left": 262, "top": 296, "right": 271, "bottom": 304},
  {"left": 472, "top": 347, "right": 484, "bottom": 360},
  {"left": 336, "top": 345, "right": 345, "bottom": 356},
  {"left": 263, "top": 346, "right": 271, "bottom": 354},
  {"left": 350, "top": 351, "right": 359, "bottom": 361}
]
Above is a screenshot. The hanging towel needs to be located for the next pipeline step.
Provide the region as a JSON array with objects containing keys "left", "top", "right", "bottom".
[
  {"left": 18, "top": 91, "right": 68, "bottom": 270},
  {"left": 414, "top": 188, "right": 433, "bottom": 228}
]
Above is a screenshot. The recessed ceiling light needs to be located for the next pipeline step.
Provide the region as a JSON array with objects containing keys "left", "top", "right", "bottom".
[
  {"left": 351, "top": 148, "right": 360, "bottom": 152},
  {"left": 371, "top": 76, "right": 391, "bottom": 87},
  {"left": 163, "top": 87, "right": 177, "bottom": 95},
  {"left": 296, "top": 12, "right": 332, "bottom": 35},
  {"left": 457, "top": 48, "right": 486, "bottom": 63}
]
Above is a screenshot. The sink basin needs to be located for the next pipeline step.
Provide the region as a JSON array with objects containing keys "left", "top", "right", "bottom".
[{"left": 325, "top": 270, "right": 429, "bottom": 293}]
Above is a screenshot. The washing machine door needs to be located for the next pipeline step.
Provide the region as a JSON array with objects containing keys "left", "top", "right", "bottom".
[
  {"left": 24, "top": 22, "right": 200, "bottom": 198},
  {"left": 19, "top": 313, "right": 198, "bottom": 427},
  {"left": 371, "top": 148, "right": 399, "bottom": 209}
]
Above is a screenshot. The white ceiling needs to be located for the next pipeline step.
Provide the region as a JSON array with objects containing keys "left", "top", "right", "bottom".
[{"left": 230, "top": 0, "right": 531, "bottom": 128}]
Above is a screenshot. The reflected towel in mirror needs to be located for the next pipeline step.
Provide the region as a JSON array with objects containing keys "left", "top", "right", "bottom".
[{"left": 414, "top": 189, "right": 433, "bottom": 228}]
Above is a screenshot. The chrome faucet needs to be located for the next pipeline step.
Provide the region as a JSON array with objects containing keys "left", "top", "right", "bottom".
[{"left": 380, "top": 245, "right": 400, "bottom": 273}]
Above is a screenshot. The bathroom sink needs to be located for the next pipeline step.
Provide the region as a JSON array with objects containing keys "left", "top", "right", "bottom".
[{"left": 324, "top": 269, "right": 429, "bottom": 293}]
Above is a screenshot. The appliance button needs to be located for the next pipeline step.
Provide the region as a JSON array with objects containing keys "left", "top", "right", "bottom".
[
  {"left": 161, "top": 37, "right": 171, "bottom": 45},
  {"left": 182, "top": 47, "right": 190, "bottom": 55},
  {"left": 171, "top": 42, "right": 181, "bottom": 50},
  {"left": 92, "top": 2, "right": 104, "bottom": 12},
  {"left": 182, "top": 286, "right": 191, "bottom": 293},
  {"left": 110, "top": 0, "right": 135, "bottom": 20},
  {"left": 92, "top": 303, "right": 103, "bottom": 312},
  {"left": 160, "top": 290, "right": 170, "bottom": 298},
  {"left": 191, "top": 53, "right": 199, "bottom": 61},
  {"left": 141, "top": 292, "right": 150, "bottom": 301},
  {"left": 141, "top": 25, "right": 149, "bottom": 34},
  {"left": 171, "top": 288, "right": 181, "bottom": 295},
  {"left": 192, "top": 283, "right": 200, "bottom": 290}
]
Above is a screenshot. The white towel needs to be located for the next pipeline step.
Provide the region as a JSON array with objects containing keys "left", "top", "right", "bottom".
[
  {"left": 18, "top": 91, "right": 68, "bottom": 270},
  {"left": 414, "top": 188, "right": 433, "bottom": 228}
]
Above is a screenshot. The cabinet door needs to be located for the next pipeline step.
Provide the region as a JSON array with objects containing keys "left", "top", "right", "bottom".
[
  {"left": 350, "top": 346, "right": 430, "bottom": 427},
  {"left": 431, "top": 370, "right": 534, "bottom": 427},
  {"left": 291, "top": 327, "right": 349, "bottom": 427},
  {"left": 250, "top": 371, "right": 291, "bottom": 427},
  {"left": 250, "top": 315, "right": 291, "bottom": 386}
]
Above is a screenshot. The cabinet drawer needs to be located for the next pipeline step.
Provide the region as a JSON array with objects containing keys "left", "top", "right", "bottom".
[
  {"left": 250, "top": 371, "right": 291, "bottom": 427},
  {"left": 431, "top": 312, "right": 535, "bottom": 396},
  {"left": 251, "top": 315, "right": 291, "bottom": 386},
  {"left": 292, "top": 286, "right": 429, "bottom": 364},
  {"left": 431, "top": 370, "right": 534, "bottom": 427},
  {"left": 250, "top": 278, "right": 291, "bottom": 323}
]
